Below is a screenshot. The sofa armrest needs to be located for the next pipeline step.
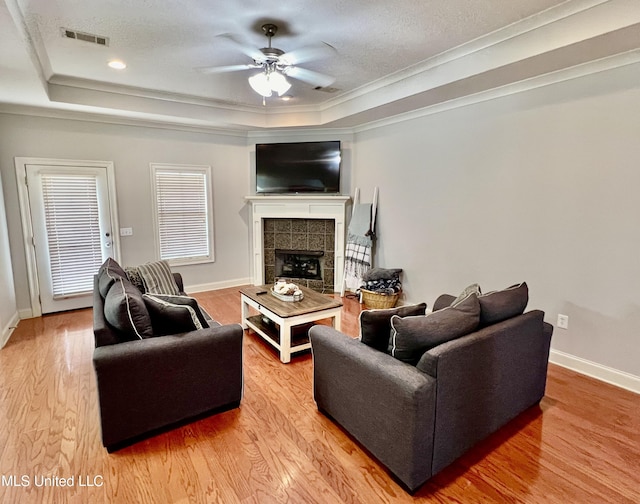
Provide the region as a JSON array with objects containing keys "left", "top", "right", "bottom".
[
  {"left": 416, "top": 309, "right": 552, "bottom": 476},
  {"left": 93, "top": 275, "right": 126, "bottom": 346},
  {"left": 310, "top": 325, "right": 436, "bottom": 491},
  {"left": 93, "top": 323, "right": 243, "bottom": 448}
]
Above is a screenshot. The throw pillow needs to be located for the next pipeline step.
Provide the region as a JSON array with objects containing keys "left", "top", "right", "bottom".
[
  {"left": 124, "top": 266, "right": 145, "bottom": 293},
  {"left": 137, "top": 260, "right": 180, "bottom": 295},
  {"left": 97, "top": 257, "right": 127, "bottom": 298},
  {"left": 478, "top": 282, "right": 528, "bottom": 326},
  {"left": 452, "top": 283, "right": 481, "bottom": 306},
  {"left": 359, "top": 303, "right": 427, "bottom": 352},
  {"left": 143, "top": 294, "right": 204, "bottom": 336},
  {"left": 145, "top": 293, "right": 210, "bottom": 328},
  {"left": 389, "top": 293, "right": 480, "bottom": 365},
  {"left": 103, "top": 277, "right": 153, "bottom": 339}
]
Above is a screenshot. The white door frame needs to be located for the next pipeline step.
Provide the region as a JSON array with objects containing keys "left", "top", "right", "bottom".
[{"left": 15, "top": 157, "right": 121, "bottom": 318}]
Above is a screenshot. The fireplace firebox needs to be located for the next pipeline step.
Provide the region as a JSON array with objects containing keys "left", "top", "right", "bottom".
[{"left": 275, "top": 249, "right": 324, "bottom": 280}]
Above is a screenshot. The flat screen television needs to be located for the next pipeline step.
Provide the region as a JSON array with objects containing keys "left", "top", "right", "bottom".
[{"left": 256, "top": 141, "right": 341, "bottom": 194}]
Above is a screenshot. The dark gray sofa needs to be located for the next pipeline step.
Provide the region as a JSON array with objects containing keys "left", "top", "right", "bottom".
[
  {"left": 93, "top": 262, "right": 243, "bottom": 451},
  {"left": 310, "top": 288, "right": 553, "bottom": 492}
]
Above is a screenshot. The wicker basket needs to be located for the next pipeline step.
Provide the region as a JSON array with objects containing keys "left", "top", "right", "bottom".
[{"left": 360, "top": 289, "right": 400, "bottom": 309}]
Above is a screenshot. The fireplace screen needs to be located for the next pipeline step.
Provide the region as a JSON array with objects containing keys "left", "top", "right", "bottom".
[{"left": 275, "top": 249, "right": 324, "bottom": 280}]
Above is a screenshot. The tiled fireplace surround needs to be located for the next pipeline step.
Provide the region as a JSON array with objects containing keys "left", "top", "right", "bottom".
[
  {"left": 263, "top": 218, "right": 336, "bottom": 291},
  {"left": 245, "top": 195, "right": 350, "bottom": 293}
]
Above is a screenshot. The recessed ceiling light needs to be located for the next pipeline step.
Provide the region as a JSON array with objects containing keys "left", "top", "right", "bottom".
[
  {"left": 281, "top": 95, "right": 293, "bottom": 101},
  {"left": 108, "top": 60, "right": 126, "bottom": 70}
]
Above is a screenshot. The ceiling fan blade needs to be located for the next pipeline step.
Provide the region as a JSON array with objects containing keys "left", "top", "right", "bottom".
[
  {"left": 284, "top": 67, "right": 335, "bottom": 88},
  {"left": 280, "top": 43, "right": 336, "bottom": 66},
  {"left": 216, "top": 33, "right": 264, "bottom": 62},
  {"left": 195, "top": 64, "right": 256, "bottom": 74}
]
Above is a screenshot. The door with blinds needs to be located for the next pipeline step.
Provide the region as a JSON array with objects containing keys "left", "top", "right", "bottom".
[{"left": 26, "top": 165, "right": 115, "bottom": 314}]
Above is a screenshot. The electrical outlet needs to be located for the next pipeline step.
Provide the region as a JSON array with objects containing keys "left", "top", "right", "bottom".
[
  {"left": 119, "top": 227, "right": 133, "bottom": 236},
  {"left": 557, "top": 314, "right": 569, "bottom": 330}
]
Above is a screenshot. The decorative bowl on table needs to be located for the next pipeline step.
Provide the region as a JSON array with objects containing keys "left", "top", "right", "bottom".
[{"left": 271, "top": 281, "right": 304, "bottom": 302}]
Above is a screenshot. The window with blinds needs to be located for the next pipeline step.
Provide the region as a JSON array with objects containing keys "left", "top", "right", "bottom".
[
  {"left": 41, "top": 174, "right": 104, "bottom": 298},
  {"left": 151, "top": 164, "right": 214, "bottom": 265}
]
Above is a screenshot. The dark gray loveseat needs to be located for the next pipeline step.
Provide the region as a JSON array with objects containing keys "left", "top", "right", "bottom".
[
  {"left": 93, "top": 258, "right": 243, "bottom": 451},
  {"left": 310, "top": 283, "right": 552, "bottom": 491}
]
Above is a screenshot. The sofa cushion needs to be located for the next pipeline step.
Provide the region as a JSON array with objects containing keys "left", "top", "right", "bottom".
[
  {"left": 124, "top": 266, "right": 146, "bottom": 293},
  {"left": 137, "top": 260, "right": 180, "bottom": 295},
  {"left": 142, "top": 294, "right": 206, "bottom": 335},
  {"left": 359, "top": 303, "right": 427, "bottom": 352},
  {"left": 389, "top": 293, "right": 480, "bottom": 365},
  {"left": 478, "top": 282, "right": 528, "bottom": 326},
  {"left": 97, "top": 257, "right": 127, "bottom": 298},
  {"left": 432, "top": 294, "right": 456, "bottom": 312},
  {"left": 103, "top": 277, "right": 153, "bottom": 339},
  {"left": 144, "top": 293, "right": 211, "bottom": 328},
  {"left": 452, "top": 283, "right": 481, "bottom": 306}
]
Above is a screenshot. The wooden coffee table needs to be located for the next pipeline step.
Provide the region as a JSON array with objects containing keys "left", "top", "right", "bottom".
[{"left": 240, "top": 285, "right": 343, "bottom": 363}]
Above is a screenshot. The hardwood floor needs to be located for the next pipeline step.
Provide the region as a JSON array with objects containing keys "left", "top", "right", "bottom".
[{"left": 0, "top": 287, "right": 638, "bottom": 503}]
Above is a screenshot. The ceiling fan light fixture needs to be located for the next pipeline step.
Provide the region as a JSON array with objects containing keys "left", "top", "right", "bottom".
[
  {"left": 269, "top": 71, "right": 291, "bottom": 96},
  {"left": 248, "top": 72, "right": 272, "bottom": 97},
  {"left": 201, "top": 23, "right": 335, "bottom": 102},
  {"left": 249, "top": 68, "right": 291, "bottom": 98}
]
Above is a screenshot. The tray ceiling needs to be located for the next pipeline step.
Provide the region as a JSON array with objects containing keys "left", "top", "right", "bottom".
[{"left": 2, "top": 0, "right": 640, "bottom": 131}]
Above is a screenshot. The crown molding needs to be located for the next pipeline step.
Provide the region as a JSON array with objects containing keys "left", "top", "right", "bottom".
[
  {"left": 4, "top": 0, "right": 51, "bottom": 88},
  {"left": 247, "top": 127, "right": 355, "bottom": 140},
  {"left": 47, "top": 75, "right": 263, "bottom": 113},
  {"left": 0, "top": 103, "right": 249, "bottom": 137},
  {"left": 4, "top": 45, "right": 640, "bottom": 138},
  {"left": 320, "top": 0, "right": 611, "bottom": 112},
  {"left": 352, "top": 48, "right": 640, "bottom": 133},
  {"left": 316, "top": 2, "right": 640, "bottom": 127}
]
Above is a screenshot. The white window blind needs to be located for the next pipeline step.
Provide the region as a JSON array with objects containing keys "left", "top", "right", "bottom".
[
  {"left": 152, "top": 165, "right": 213, "bottom": 264},
  {"left": 41, "top": 174, "right": 104, "bottom": 298}
]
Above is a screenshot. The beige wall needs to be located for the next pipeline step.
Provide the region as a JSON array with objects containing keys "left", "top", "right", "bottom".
[
  {"left": 0, "top": 170, "right": 18, "bottom": 345},
  {"left": 352, "top": 62, "right": 640, "bottom": 379},
  {"left": 0, "top": 115, "right": 251, "bottom": 313}
]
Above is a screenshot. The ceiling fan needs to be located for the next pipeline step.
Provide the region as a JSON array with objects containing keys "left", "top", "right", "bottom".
[{"left": 196, "top": 23, "right": 336, "bottom": 98}]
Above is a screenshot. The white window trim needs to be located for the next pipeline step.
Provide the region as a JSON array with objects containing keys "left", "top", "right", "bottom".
[{"left": 150, "top": 163, "right": 215, "bottom": 266}]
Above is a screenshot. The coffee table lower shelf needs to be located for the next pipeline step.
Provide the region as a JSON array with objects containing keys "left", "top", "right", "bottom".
[
  {"left": 244, "top": 315, "right": 313, "bottom": 350},
  {"left": 240, "top": 288, "right": 342, "bottom": 363}
]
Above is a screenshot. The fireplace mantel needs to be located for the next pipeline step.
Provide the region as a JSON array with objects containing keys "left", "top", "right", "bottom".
[{"left": 245, "top": 195, "right": 350, "bottom": 291}]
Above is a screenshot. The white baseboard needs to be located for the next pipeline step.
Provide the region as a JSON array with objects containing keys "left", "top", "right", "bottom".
[
  {"left": 1, "top": 311, "right": 20, "bottom": 349},
  {"left": 549, "top": 349, "right": 640, "bottom": 395},
  {"left": 18, "top": 308, "right": 33, "bottom": 319},
  {"left": 185, "top": 277, "right": 252, "bottom": 294}
]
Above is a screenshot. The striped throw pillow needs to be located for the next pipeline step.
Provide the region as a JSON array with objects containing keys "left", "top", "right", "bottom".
[{"left": 137, "top": 260, "right": 180, "bottom": 295}]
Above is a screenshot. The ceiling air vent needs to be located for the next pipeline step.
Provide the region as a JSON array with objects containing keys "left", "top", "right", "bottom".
[
  {"left": 314, "top": 86, "right": 339, "bottom": 93},
  {"left": 61, "top": 28, "right": 109, "bottom": 46}
]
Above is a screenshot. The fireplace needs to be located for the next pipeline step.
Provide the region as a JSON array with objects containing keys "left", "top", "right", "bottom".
[
  {"left": 264, "top": 218, "right": 335, "bottom": 292},
  {"left": 245, "top": 195, "right": 350, "bottom": 293},
  {"left": 275, "top": 249, "right": 324, "bottom": 280}
]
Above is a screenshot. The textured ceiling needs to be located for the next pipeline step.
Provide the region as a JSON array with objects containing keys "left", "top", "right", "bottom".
[{"left": 2, "top": 0, "right": 640, "bottom": 130}]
